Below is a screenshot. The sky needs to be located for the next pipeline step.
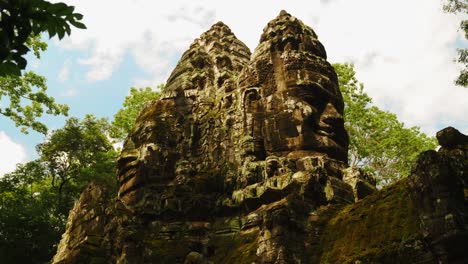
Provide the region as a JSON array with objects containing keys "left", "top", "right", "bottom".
[{"left": 1, "top": 0, "right": 467, "bottom": 176}]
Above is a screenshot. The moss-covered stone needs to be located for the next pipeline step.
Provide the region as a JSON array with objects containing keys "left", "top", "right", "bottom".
[
  {"left": 316, "top": 178, "right": 422, "bottom": 263},
  {"left": 208, "top": 229, "right": 259, "bottom": 263},
  {"left": 142, "top": 240, "right": 192, "bottom": 263}
]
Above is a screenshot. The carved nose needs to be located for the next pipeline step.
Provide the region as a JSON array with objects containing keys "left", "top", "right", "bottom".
[
  {"left": 323, "top": 115, "right": 343, "bottom": 127},
  {"left": 320, "top": 103, "right": 344, "bottom": 129}
]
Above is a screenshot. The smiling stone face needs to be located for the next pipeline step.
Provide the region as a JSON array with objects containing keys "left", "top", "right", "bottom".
[{"left": 238, "top": 11, "right": 348, "bottom": 163}]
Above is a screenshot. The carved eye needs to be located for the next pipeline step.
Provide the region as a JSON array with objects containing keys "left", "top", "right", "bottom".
[{"left": 289, "top": 84, "right": 328, "bottom": 113}]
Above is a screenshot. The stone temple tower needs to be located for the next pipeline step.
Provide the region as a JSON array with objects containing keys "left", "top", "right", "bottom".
[{"left": 52, "top": 11, "right": 468, "bottom": 264}]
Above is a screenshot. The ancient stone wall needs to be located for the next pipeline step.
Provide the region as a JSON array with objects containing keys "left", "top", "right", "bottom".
[{"left": 52, "top": 11, "right": 467, "bottom": 264}]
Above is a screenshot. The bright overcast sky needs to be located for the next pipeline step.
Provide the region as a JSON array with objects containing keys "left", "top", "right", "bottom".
[{"left": 1, "top": 0, "right": 467, "bottom": 176}]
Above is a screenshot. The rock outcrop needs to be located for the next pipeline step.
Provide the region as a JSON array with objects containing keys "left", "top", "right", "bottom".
[
  {"left": 407, "top": 127, "right": 468, "bottom": 263},
  {"left": 53, "top": 11, "right": 467, "bottom": 264}
]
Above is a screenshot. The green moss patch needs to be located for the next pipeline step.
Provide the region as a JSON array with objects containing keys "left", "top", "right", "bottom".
[
  {"left": 208, "top": 229, "right": 259, "bottom": 263},
  {"left": 142, "top": 239, "right": 191, "bottom": 264},
  {"left": 316, "top": 178, "right": 422, "bottom": 263}
]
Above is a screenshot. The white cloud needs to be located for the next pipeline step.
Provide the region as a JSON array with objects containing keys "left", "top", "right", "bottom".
[
  {"left": 54, "top": 0, "right": 468, "bottom": 136},
  {"left": 314, "top": 0, "right": 468, "bottom": 135},
  {"left": 60, "top": 87, "right": 78, "bottom": 97},
  {"left": 53, "top": 0, "right": 215, "bottom": 83},
  {"left": 0, "top": 131, "right": 27, "bottom": 177},
  {"left": 58, "top": 60, "right": 71, "bottom": 82},
  {"left": 78, "top": 49, "right": 124, "bottom": 81}
]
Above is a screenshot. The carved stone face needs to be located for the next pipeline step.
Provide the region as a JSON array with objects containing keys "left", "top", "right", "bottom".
[
  {"left": 240, "top": 57, "right": 348, "bottom": 163},
  {"left": 280, "top": 80, "right": 348, "bottom": 162},
  {"left": 238, "top": 13, "right": 349, "bottom": 163}
]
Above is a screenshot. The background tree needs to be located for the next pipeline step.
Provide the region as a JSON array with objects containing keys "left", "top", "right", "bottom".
[
  {"left": 37, "top": 114, "right": 117, "bottom": 218},
  {"left": 0, "top": 0, "right": 86, "bottom": 76},
  {"left": 334, "top": 63, "right": 437, "bottom": 185},
  {"left": 443, "top": 0, "right": 468, "bottom": 87},
  {"left": 110, "top": 85, "right": 163, "bottom": 141},
  {"left": 0, "top": 115, "right": 117, "bottom": 262},
  {"left": 0, "top": 161, "right": 64, "bottom": 263}
]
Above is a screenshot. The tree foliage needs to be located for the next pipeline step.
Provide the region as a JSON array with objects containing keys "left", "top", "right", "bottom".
[
  {"left": 443, "top": 0, "right": 468, "bottom": 87},
  {"left": 110, "top": 85, "right": 163, "bottom": 141},
  {"left": 0, "top": 0, "right": 84, "bottom": 133},
  {"left": 0, "top": 161, "right": 61, "bottom": 263},
  {"left": 0, "top": 115, "right": 117, "bottom": 262},
  {"left": 37, "top": 115, "right": 117, "bottom": 201},
  {"left": 0, "top": 0, "right": 86, "bottom": 76},
  {"left": 0, "top": 34, "right": 69, "bottom": 134},
  {"left": 334, "top": 63, "right": 437, "bottom": 185},
  {"left": 0, "top": 70, "right": 69, "bottom": 134}
]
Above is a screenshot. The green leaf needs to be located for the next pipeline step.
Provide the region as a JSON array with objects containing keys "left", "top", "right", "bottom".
[
  {"left": 0, "top": 30, "right": 9, "bottom": 48},
  {"left": 17, "top": 57, "right": 27, "bottom": 69},
  {"left": 46, "top": 3, "right": 68, "bottom": 15},
  {"left": 0, "top": 62, "right": 21, "bottom": 77},
  {"left": 64, "top": 23, "right": 71, "bottom": 36},
  {"left": 69, "top": 20, "right": 86, "bottom": 29},
  {"left": 72, "top": 13, "right": 84, "bottom": 20},
  {"left": 16, "top": 44, "right": 30, "bottom": 55},
  {"left": 57, "top": 27, "right": 65, "bottom": 39},
  {"left": 47, "top": 20, "right": 57, "bottom": 38}
]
